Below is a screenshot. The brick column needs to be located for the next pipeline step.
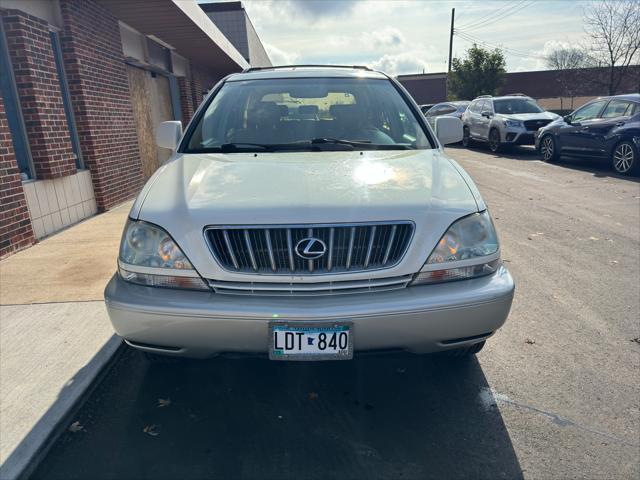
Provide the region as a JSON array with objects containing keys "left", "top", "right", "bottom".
[
  {"left": 0, "top": 94, "right": 35, "bottom": 258},
  {"left": 190, "top": 67, "right": 204, "bottom": 111},
  {"left": 59, "top": 0, "right": 143, "bottom": 211},
  {"left": 177, "top": 76, "right": 195, "bottom": 126},
  {"left": 1, "top": 10, "right": 76, "bottom": 179}
]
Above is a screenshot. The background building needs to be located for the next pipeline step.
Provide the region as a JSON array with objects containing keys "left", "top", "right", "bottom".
[
  {"left": 0, "top": 0, "right": 269, "bottom": 259},
  {"left": 398, "top": 66, "right": 640, "bottom": 111},
  {"left": 200, "top": 1, "right": 271, "bottom": 68}
]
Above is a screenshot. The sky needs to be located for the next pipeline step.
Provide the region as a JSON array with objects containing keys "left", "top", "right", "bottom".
[{"left": 216, "top": 0, "right": 592, "bottom": 75}]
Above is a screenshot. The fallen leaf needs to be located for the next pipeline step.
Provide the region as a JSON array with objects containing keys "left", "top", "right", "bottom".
[
  {"left": 308, "top": 392, "right": 319, "bottom": 401},
  {"left": 277, "top": 415, "right": 283, "bottom": 420},
  {"left": 589, "top": 236, "right": 599, "bottom": 241},
  {"left": 609, "top": 260, "right": 619, "bottom": 265},
  {"left": 525, "top": 338, "right": 536, "bottom": 345},
  {"left": 157, "top": 398, "right": 171, "bottom": 408},
  {"left": 143, "top": 424, "right": 160, "bottom": 437},
  {"left": 631, "top": 338, "right": 640, "bottom": 345},
  {"left": 68, "top": 421, "right": 84, "bottom": 433}
]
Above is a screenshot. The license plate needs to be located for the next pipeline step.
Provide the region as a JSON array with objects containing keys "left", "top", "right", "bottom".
[{"left": 269, "top": 322, "right": 353, "bottom": 361}]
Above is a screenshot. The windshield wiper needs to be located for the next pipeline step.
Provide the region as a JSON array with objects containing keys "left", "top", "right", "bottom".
[
  {"left": 310, "top": 138, "right": 415, "bottom": 150},
  {"left": 310, "top": 138, "right": 371, "bottom": 146}
]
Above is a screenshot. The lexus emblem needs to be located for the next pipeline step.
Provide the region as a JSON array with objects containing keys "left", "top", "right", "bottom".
[{"left": 295, "top": 237, "right": 327, "bottom": 260}]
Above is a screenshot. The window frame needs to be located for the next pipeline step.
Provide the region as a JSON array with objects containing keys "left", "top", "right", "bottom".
[
  {"left": 178, "top": 75, "right": 438, "bottom": 152},
  {"left": 0, "top": 19, "right": 35, "bottom": 179},
  {"left": 571, "top": 100, "right": 608, "bottom": 123}
]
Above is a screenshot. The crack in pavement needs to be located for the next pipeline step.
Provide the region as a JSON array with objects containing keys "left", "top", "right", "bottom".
[{"left": 478, "top": 387, "right": 639, "bottom": 448}]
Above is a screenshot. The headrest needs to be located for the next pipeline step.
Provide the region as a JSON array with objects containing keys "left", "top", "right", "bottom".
[
  {"left": 277, "top": 104, "right": 289, "bottom": 117},
  {"left": 329, "top": 104, "right": 360, "bottom": 120},
  {"left": 298, "top": 105, "right": 319, "bottom": 115}
]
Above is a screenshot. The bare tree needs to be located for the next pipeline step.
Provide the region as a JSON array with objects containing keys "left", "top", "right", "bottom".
[
  {"left": 583, "top": 0, "right": 640, "bottom": 95},
  {"left": 546, "top": 48, "right": 589, "bottom": 110}
]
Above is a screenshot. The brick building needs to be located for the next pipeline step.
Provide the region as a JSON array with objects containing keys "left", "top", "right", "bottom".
[
  {"left": 0, "top": 0, "right": 269, "bottom": 258},
  {"left": 398, "top": 65, "right": 640, "bottom": 111}
]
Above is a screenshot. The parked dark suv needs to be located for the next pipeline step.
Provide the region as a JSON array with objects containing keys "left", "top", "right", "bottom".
[{"left": 535, "top": 94, "right": 640, "bottom": 175}]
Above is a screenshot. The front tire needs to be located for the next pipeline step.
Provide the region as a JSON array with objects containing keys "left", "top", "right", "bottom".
[
  {"left": 539, "top": 134, "right": 558, "bottom": 162},
  {"left": 612, "top": 141, "right": 637, "bottom": 175},
  {"left": 488, "top": 128, "right": 502, "bottom": 153},
  {"left": 446, "top": 340, "right": 486, "bottom": 357}
]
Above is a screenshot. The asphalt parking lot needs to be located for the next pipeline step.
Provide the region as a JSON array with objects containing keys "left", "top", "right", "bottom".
[{"left": 32, "top": 146, "right": 640, "bottom": 480}]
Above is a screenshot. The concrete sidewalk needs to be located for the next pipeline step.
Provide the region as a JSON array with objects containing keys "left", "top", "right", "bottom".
[{"left": 0, "top": 202, "right": 131, "bottom": 479}]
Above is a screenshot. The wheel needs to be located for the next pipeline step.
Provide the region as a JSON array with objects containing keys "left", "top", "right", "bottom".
[
  {"left": 488, "top": 128, "right": 502, "bottom": 153},
  {"left": 539, "top": 134, "right": 558, "bottom": 162},
  {"left": 446, "top": 340, "right": 486, "bottom": 357},
  {"left": 462, "top": 126, "right": 472, "bottom": 148},
  {"left": 611, "top": 140, "right": 637, "bottom": 175}
]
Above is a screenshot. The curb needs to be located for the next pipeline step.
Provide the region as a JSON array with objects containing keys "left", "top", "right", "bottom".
[{"left": 0, "top": 336, "right": 124, "bottom": 480}]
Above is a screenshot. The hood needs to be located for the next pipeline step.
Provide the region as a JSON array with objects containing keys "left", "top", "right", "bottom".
[
  {"left": 133, "top": 149, "right": 483, "bottom": 279},
  {"left": 498, "top": 111, "right": 560, "bottom": 122}
]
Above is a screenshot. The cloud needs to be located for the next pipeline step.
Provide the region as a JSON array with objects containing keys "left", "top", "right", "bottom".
[
  {"left": 362, "top": 27, "right": 405, "bottom": 50},
  {"left": 370, "top": 52, "right": 429, "bottom": 76},
  {"left": 265, "top": 43, "right": 300, "bottom": 66},
  {"left": 287, "top": 0, "right": 360, "bottom": 19}
]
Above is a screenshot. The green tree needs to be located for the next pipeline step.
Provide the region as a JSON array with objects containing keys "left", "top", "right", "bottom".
[{"left": 448, "top": 44, "right": 506, "bottom": 100}]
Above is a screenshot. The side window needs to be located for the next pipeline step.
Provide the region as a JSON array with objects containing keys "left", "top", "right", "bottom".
[
  {"left": 601, "top": 100, "right": 635, "bottom": 119},
  {"left": 478, "top": 100, "right": 489, "bottom": 114},
  {"left": 469, "top": 101, "right": 480, "bottom": 113},
  {"left": 572, "top": 100, "right": 607, "bottom": 122},
  {"left": 440, "top": 105, "right": 457, "bottom": 115}
]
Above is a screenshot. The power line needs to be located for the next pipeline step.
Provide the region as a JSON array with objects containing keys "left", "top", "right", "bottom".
[
  {"left": 462, "top": 0, "right": 537, "bottom": 32},
  {"left": 457, "top": 1, "right": 523, "bottom": 30},
  {"left": 454, "top": 29, "right": 550, "bottom": 61}
]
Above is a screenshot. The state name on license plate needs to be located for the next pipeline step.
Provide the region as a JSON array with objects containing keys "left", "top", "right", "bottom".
[{"left": 269, "top": 321, "right": 353, "bottom": 361}]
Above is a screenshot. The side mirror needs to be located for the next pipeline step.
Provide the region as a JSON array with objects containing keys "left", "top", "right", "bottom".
[
  {"left": 481, "top": 110, "right": 493, "bottom": 118},
  {"left": 156, "top": 121, "right": 183, "bottom": 150},
  {"left": 435, "top": 116, "right": 463, "bottom": 145},
  {"left": 563, "top": 114, "right": 573, "bottom": 124}
]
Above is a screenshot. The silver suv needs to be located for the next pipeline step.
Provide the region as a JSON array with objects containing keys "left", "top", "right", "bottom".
[
  {"left": 104, "top": 66, "right": 514, "bottom": 362},
  {"left": 462, "top": 94, "right": 559, "bottom": 152}
]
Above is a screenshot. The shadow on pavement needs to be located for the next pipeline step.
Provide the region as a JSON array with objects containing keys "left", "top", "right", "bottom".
[
  {"left": 448, "top": 144, "right": 640, "bottom": 182},
  {"left": 32, "top": 348, "right": 523, "bottom": 480}
]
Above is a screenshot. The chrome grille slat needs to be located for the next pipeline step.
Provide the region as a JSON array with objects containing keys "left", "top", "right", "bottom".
[
  {"left": 208, "top": 274, "right": 413, "bottom": 296},
  {"left": 222, "top": 230, "right": 239, "bottom": 269},
  {"left": 345, "top": 226, "right": 356, "bottom": 270},
  {"left": 243, "top": 230, "right": 258, "bottom": 271},
  {"left": 264, "top": 229, "right": 276, "bottom": 272},
  {"left": 382, "top": 225, "right": 397, "bottom": 265},
  {"left": 206, "top": 222, "right": 413, "bottom": 275}
]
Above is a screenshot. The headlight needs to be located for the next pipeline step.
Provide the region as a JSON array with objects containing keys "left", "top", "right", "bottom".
[
  {"left": 118, "top": 220, "right": 209, "bottom": 291},
  {"left": 411, "top": 211, "right": 500, "bottom": 285},
  {"left": 504, "top": 120, "right": 522, "bottom": 128}
]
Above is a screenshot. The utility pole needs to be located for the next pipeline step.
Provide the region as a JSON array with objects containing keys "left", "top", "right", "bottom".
[
  {"left": 446, "top": 8, "right": 455, "bottom": 100},
  {"left": 448, "top": 8, "right": 455, "bottom": 74}
]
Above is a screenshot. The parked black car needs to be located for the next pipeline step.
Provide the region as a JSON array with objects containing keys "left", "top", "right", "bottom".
[{"left": 535, "top": 93, "right": 640, "bottom": 175}]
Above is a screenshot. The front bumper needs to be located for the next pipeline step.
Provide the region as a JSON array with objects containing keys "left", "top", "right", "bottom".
[
  {"left": 504, "top": 128, "right": 536, "bottom": 145},
  {"left": 104, "top": 267, "right": 515, "bottom": 359}
]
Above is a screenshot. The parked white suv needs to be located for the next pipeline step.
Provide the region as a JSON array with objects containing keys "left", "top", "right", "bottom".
[
  {"left": 462, "top": 94, "right": 560, "bottom": 152},
  {"left": 105, "top": 66, "right": 514, "bottom": 362}
]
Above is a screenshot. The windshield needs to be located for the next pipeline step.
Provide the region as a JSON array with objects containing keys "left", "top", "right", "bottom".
[
  {"left": 493, "top": 98, "right": 543, "bottom": 115},
  {"left": 184, "top": 77, "right": 432, "bottom": 152}
]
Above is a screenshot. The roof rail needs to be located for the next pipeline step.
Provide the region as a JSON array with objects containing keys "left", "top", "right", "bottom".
[
  {"left": 243, "top": 64, "right": 373, "bottom": 73},
  {"left": 504, "top": 92, "right": 528, "bottom": 96},
  {"left": 476, "top": 95, "right": 492, "bottom": 99}
]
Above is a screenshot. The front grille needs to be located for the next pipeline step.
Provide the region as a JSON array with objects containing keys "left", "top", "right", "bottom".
[
  {"left": 205, "top": 222, "right": 414, "bottom": 275},
  {"left": 524, "top": 119, "right": 552, "bottom": 131},
  {"left": 208, "top": 274, "right": 413, "bottom": 296}
]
